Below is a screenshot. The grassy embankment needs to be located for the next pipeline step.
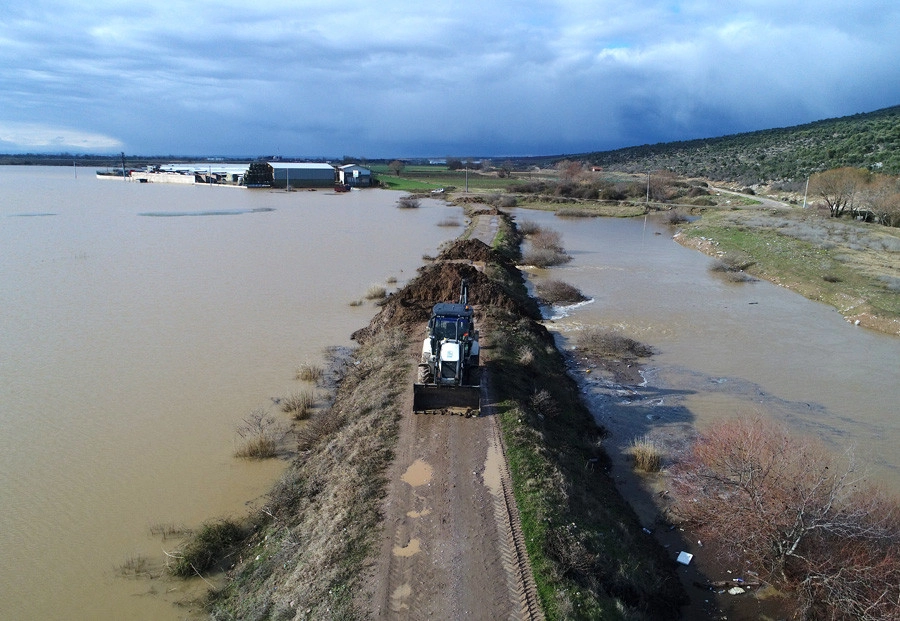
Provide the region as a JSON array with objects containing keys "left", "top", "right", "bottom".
[
  {"left": 173, "top": 206, "right": 684, "bottom": 620},
  {"left": 474, "top": 211, "right": 685, "bottom": 619},
  {"left": 676, "top": 205, "right": 900, "bottom": 334}
]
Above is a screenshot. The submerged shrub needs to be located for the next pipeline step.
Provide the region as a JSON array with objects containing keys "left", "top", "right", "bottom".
[
  {"left": 296, "top": 362, "right": 324, "bottom": 382},
  {"left": 575, "top": 329, "right": 653, "bottom": 359},
  {"left": 628, "top": 436, "right": 663, "bottom": 473},
  {"left": 397, "top": 196, "right": 420, "bottom": 209},
  {"left": 281, "top": 390, "right": 316, "bottom": 420},
  {"left": 168, "top": 519, "right": 244, "bottom": 577},
  {"left": 234, "top": 408, "right": 285, "bottom": 459},
  {"left": 536, "top": 280, "right": 588, "bottom": 304}
]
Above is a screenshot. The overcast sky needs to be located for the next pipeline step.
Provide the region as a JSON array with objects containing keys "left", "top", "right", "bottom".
[{"left": 2, "top": 1, "right": 899, "bottom": 158}]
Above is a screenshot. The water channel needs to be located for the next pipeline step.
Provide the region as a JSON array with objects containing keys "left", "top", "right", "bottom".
[
  {"left": 517, "top": 209, "right": 900, "bottom": 493},
  {"left": 1, "top": 168, "right": 897, "bottom": 619}
]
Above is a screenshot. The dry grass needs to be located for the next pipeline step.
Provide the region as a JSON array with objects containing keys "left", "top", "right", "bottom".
[
  {"left": 281, "top": 390, "right": 316, "bottom": 420},
  {"left": 628, "top": 436, "right": 663, "bottom": 472},
  {"left": 208, "top": 328, "right": 408, "bottom": 618},
  {"left": 437, "top": 217, "right": 461, "bottom": 227},
  {"left": 234, "top": 408, "right": 285, "bottom": 459},
  {"left": 117, "top": 554, "right": 155, "bottom": 579},
  {"left": 365, "top": 285, "right": 387, "bottom": 300},
  {"left": 295, "top": 363, "right": 324, "bottom": 383},
  {"left": 149, "top": 522, "right": 191, "bottom": 541}
]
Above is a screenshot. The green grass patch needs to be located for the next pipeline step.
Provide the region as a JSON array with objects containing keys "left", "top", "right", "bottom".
[{"left": 681, "top": 209, "right": 900, "bottom": 320}]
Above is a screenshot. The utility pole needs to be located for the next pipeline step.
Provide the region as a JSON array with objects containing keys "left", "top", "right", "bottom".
[
  {"left": 646, "top": 171, "right": 650, "bottom": 204},
  {"left": 802, "top": 176, "right": 810, "bottom": 209},
  {"left": 465, "top": 164, "right": 468, "bottom": 193},
  {"left": 121, "top": 152, "right": 126, "bottom": 179}
]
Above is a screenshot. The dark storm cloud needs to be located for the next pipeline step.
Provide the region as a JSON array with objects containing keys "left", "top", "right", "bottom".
[{"left": 2, "top": 0, "right": 898, "bottom": 156}]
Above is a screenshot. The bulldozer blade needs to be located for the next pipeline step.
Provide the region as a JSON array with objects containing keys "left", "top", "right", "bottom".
[{"left": 413, "top": 384, "right": 481, "bottom": 415}]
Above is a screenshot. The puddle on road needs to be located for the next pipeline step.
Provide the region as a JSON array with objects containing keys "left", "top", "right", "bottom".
[
  {"left": 407, "top": 508, "right": 432, "bottom": 518},
  {"left": 483, "top": 437, "right": 503, "bottom": 497},
  {"left": 390, "top": 583, "right": 412, "bottom": 611},
  {"left": 401, "top": 459, "right": 434, "bottom": 487},
  {"left": 392, "top": 538, "right": 422, "bottom": 557}
]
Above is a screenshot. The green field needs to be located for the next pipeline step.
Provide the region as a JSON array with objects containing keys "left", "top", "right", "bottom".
[{"left": 370, "top": 164, "right": 526, "bottom": 192}]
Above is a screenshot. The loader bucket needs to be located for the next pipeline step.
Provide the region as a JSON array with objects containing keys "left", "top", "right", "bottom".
[{"left": 413, "top": 384, "right": 481, "bottom": 415}]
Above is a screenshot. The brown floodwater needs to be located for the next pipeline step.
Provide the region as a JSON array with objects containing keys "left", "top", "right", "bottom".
[
  {"left": 516, "top": 210, "right": 900, "bottom": 492},
  {"left": 0, "top": 166, "right": 463, "bottom": 620}
]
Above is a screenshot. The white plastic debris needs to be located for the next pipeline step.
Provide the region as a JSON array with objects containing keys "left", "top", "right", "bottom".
[
  {"left": 676, "top": 551, "right": 693, "bottom": 565},
  {"left": 728, "top": 587, "right": 746, "bottom": 595}
]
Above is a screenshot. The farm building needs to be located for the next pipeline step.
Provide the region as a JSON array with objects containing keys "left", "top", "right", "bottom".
[
  {"left": 338, "top": 164, "right": 372, "bottom": 187},
  {"left": 269, "top": 162, "right": 336, "bottom": 188}
]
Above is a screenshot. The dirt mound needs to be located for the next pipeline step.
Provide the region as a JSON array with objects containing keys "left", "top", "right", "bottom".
[
  {"left": 352, "top": 241, "right": 532, "bottom": 343},
  {"left": 437, "top": 238, "right": 495, "bottom": 263}
]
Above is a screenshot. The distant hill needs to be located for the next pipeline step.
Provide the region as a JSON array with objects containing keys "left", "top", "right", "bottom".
[{"left": 553, "top": 105, "right": 900, "bottom": 186}]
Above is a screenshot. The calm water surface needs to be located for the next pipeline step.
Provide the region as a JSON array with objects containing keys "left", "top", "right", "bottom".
[{"left": 0, "top": 166, "right": 463, "bottom": 620}]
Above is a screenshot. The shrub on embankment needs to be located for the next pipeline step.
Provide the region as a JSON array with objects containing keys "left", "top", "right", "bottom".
[{"left": 484, "top": 303, "right": 686, "bottom": 619}]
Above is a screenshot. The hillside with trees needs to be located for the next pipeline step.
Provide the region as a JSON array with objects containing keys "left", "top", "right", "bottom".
[{"left": 563, "top": 105, "right": 900, "bottom": 186}]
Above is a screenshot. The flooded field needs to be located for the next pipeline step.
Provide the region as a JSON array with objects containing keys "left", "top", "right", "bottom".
[
  {"left": 0, "top": 166, "right": 463, "bottom": 620},
  {"left": 516, "top": 210, "right": 900, "bottom": 491}
]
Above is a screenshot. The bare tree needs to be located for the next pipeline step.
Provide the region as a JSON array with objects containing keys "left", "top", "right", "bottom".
[
  {"left": 556, "top": 159, "right": 583, "bottom": 181},
  {"left": 860, "top": 174, "right": 900, "bottom": 226},
  {"left": 810, "top": 167, "right": 870, "bottom": 217},
  {"left": 671, "top": 418, "right": 900, "bottom": 620}
]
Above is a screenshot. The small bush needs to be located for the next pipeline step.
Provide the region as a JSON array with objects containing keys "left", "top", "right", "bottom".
[
  {"left": 397, "top": 196, "right": 420, "bottom": 209},
  {"left": 665, "top": 210, "right": 689, "bottom": 225},
  {"left": 628, "top": 436, "right": 662, "bottom": 472},
  {"left": 281, "top": 390, "right": 316, "bottom": 419},
  {"left": 536, "top": 280, "right": 588, "bottom": 304},
  {"left": 522, "top": 248, "right": 572, "bottom": 267},
  {"left": 530, "top": 228, "right": 564, "bottom": 251},
  {"left": 575, "top": 329, "right": 653, "bottom": 359},
  {"left": 296, "top": 362, "right": 324, "bottom": 382},
  {"left": 517, "top": 218, "right": 540, "bottom": 235},
  {"left": 167, "top": 519, "right": 244, "bottom": 577},
  {"left": 365, "top": 285, "right": 387, "bottom": 300},
  {"left": 234, "top": 408, "right": 285, "bottom": 459},
  {"left": 530, "top": 389, "right": 560, "bottom": 419},
  {"left": 437, "top": 217, "right": 460, "bottom": 227}
]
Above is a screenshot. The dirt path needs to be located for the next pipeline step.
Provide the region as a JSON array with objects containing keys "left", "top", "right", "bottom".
[
  {"left": 361, "top": 213, "right": 542, "bottom": 620},
  {"left": 362, "top": 356, "right": 539, "bottom": 620}
]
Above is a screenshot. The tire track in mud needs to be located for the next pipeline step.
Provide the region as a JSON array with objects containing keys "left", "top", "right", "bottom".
[{"left": 482, "top": 372, "right": 545, "bottom": 621}]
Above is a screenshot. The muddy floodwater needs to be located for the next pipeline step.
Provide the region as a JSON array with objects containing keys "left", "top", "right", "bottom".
[
  {"left": 518, "top": 210, "right": 900, "bottom": 494},
  {"left": 0, "top": 166, "right": 463, "bottom": 620}
]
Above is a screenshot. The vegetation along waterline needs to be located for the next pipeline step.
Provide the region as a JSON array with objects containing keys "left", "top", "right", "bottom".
[{"left": 156, "top": 210, "right": 686, "bottom": 620}]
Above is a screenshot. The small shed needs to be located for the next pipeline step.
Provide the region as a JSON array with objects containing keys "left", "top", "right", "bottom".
[
  {"left": 269, "top": 162, "right": 336, "bottom": 188},
  {"left": 338, "top": 164, "right": 372, "bottom": 187}
]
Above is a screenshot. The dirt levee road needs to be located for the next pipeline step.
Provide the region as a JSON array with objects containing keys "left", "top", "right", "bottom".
[
  {"left": 365, "top": 396, "right": 516, "bottom": 618},
  {"left": 357, "top": 231, "right": 542, "bottom": 619}
]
